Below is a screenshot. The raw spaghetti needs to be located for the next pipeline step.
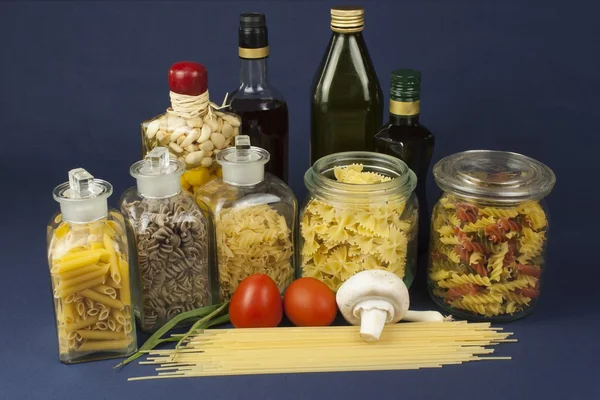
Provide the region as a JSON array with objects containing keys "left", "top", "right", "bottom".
[{"left": 128, "top": 321, "right": 515, "bottom": 380}]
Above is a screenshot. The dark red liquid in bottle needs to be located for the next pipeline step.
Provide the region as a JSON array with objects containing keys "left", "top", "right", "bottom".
[{"left": 230, "top": 98, "right": 289, "bottom": 183}]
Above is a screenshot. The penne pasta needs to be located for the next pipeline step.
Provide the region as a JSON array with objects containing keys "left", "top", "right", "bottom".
[
  {"left": 62, "top": 302, "right": 76, "bottom": 323},
  {"left": 79, "top": 289, "right": 124, "bottom": 309},
  {"left": 103, "top": 234, "right": 121, "bottom": 284},
  {"left": 56, "top": 276, "right": 106, "bottom": 298},
  {"left": 87, "top": 308, "right": 99, "bottom": 316},
  {"left": 118, "top": 257, "right": 131, "bottom": 305},
  {"left": 77, "top": 330, "right": 126, "bottom": 340},
  {"left": 90, "top": 242, "right": 104, "bottom": 250},
  {"left": 56, "top": 264, "right": 102, "bottom": 280},
  {"left": 78, "top": 339, "right": 131, "bottom": 352},
  {"left": 108, "top": 318, "right": 117, "bottom": 331},
  {"left": 52, "top": 249, "right": 110, "bottom": 273},
  {"left": 65, "top": 315, "right": 99, "bottom": 332},
  {"left": 95, "top": 322, "right": 108, "bottom": 331},
  {"left": 105, "top": 276, "right": 121, "bottom": 289},
  {"left": 76, "top": 302, "right": 86, "bottom": 317},
  {"left": 98, "top": 308, "right": 110, "bottom": 321},
  {"left": 57, "top": 265, "right": 110, "bottom": 290},
  {"left": 93, "top": 284, "right": 117, "bottom": 299},
  {"left": 112, "top": 309, "right": 126, "bottom": 325}
]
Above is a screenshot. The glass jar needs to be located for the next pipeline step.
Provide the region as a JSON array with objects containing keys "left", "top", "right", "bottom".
[
  {"left": 428, "top": 150, "right": 556, "bottom": 321},
  {"left": 141, "top": 61, "right": 241, "bottom": 194},
  {"left": 120, "top": 148, "right": 217, "bottom": 333},
  {"left": 195, "top": 135, "right": 296, "bottom": 301},
  {"left": 47, "top": 168, "right": 137, "bottom": 364},
  {"left": 299, "top": 151, "right": 418, "bottom": 292}
]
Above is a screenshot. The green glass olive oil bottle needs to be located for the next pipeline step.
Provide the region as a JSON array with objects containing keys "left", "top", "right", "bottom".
[
  {"left": 374, "top": 69, "right": 435, "bottom": 257},
  {"left": 310, "top": 6, "right": 383, "bottom": 164}
]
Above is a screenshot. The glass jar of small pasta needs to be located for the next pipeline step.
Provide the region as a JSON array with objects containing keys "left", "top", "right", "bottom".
[
  {"left": 48, "top": 168, "right": 137, "bottom": 364},
  {"left": 299, "top": 151, "right": 418, "bottom": 292},
  {"left": 195, "top": 135, "right": 297, "bottom": 301},
  {"left": 120, "top": 147, "right": 218, "bottom": 333},
  {"left": 428, "top": 150, "right": 556, "bottom": 321}
]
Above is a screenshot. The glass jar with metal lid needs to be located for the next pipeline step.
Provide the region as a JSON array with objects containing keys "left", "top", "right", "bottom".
[
  {"left": 299, "top": 151, "right": 418, "bottom": 292},
  {"left": 428, "top": 150, "right": 556, "bottom": 321}
]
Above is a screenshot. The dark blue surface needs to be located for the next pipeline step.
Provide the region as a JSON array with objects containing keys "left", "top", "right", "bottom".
[{"left": 1, "top": 1, "right": 598, "bottom": 399}]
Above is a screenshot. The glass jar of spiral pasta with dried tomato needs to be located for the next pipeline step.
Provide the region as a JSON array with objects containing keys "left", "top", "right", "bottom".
[
  {"left": 428, "top": 150, "right": 556, "bottom": 321},
  {"left": 300, "top": 151, "right": 419, "bottom": 292}
]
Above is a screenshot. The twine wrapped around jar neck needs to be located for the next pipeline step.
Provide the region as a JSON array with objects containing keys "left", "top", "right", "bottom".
[{"left": 167, "top": 91, "right": 231, "bottom": 120}]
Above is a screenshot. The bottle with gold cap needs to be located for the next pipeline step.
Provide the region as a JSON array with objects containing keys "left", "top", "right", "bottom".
[
  {"left": 229, "top": 13, "right": 289, "bottom": 183},
  {"left": 374, "top": 69, "right": 434, "bottom": 257},
  {"left": 310, "top": 5, "right": 383, "bottom": 164}
]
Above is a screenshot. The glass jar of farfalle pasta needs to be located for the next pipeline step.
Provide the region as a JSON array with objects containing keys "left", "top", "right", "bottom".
[
  {"left": 428, "top": 150, "right": 556, "bottom": 322},
  {"left": 47, "top": 168, "right": 137, "bottom": 364},
  {"left": 195, "top": 135, "right": 297, "bottom": 301},
  {"left": 120, "top": 147, "right": 217, "bottom": 333},
  {"left": 300, "top": 151, "right": 418, "bottom": 292}
]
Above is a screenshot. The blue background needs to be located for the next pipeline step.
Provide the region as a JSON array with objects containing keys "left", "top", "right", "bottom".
[{"left": 1, "top": 0, "right": 598, "bottom": 399}]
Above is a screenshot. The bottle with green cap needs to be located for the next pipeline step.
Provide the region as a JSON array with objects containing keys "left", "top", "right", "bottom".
[{"left": 374, "top": 69, "right": 435, "bottom": 257}]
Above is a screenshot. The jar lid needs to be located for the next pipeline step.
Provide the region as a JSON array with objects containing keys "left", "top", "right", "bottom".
[
  {"left": 53, "top": 168, "right": 112, "bottom": 223},
  {"left": 130, "top": 147, "right": 185, "bottom": 198},
  {"left": 217, "top": 135, "right": 269, "bottom": 186},
  {"left": 433, "top": 150, "right": 556, "bottom": 203}
]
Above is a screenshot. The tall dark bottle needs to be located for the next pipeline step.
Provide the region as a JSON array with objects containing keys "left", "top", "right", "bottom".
[
  {"left": 310, "top": 6, "right": 383, "bottom": 164},
  {"left": 229, "top": 13, "right": 289, "bottom": 183},
  {"left": 374, "top": 69, "right": 434, "bottom": 257}
]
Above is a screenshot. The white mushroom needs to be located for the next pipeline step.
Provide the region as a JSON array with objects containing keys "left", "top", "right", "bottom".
[{"left": 336, "top": 270, "right": 446, "bottom": 342}]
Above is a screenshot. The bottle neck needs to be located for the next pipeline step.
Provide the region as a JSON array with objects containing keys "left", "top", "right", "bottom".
[
  {"left": 239, "top": 57, "right": 268, "bottom": 88},
  {"left": 389, "top": 99, "right": 420, "bottom": 126},
  {"left": 389, "top": 113, "right": 420, "bottom": 126}
]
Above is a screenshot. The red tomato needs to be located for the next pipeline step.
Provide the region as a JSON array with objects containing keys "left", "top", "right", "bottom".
[
  {"left": 168, "top": 61, "right": 208, "bottom": 96},
  {"left": 230, "top": 274, "right": 282, "bottom": 328},
  {"left": 284, "top": 278, "right": 337, "bottom": 327}
]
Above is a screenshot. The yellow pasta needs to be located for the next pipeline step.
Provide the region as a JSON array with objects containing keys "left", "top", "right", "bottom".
[
  {"left": 118, "top": 258, "right": 130, "bottom": 305},
  {"left": 78, "top": 339, "right": 132, "bottom": 352},
  {"left": 77, "top": 330, "right": 126, "bottom": 340},
  {"left": 103, "top": 234, "right": 121, "bottom": 284},
  {"left": 56, "top": 276, "right": 106, "bottom": 298},
  {"left": 56, "top": 264, "right": 103, "bottom": 280},
  {"left": 65, "top": 315, "right": 100, "bottom": 332},
  {"left": 52, "top": 249, "right": 109, "bottom": 273},
  {"left": 57, "top": 265, "right": 110, "bottom": 290},
  {"left": 79, "top": 289, "right": 124, "bottom": 310}
]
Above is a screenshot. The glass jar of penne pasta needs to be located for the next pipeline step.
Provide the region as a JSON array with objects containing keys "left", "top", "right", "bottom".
[
  {"left": 48, "top": 168, "right": 137, "bottom": 364},
  {"left": 195, "top": 135, "right": 297, "bottom": 301},
  {"left": 121, "top": 148, "right": 218, "bottom": 333},
  {"left": 428, "top": 150, "right": 556, "bottom": 321},
  {"left": 299, "top": 151, "right": 419, "bottom": 292}
]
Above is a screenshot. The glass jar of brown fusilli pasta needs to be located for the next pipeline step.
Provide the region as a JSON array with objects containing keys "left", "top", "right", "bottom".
[
  {"left": 195, "top": 135, "right": 297, "bottom": 301},
  {"left": 428, "top": 150, "right": 556, "bottom": 321},
  {"left": 48, "top": 168, "right": 137, "bottom": 364},
  {"left": 300, "top": 151, "right": 419, "bottom": 292},
  {"left": 121, "top": 148, "right": 217, "bottom": 333}
]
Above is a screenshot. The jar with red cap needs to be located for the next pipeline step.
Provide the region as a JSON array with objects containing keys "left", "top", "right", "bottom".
[{"left": 141, "top": 61, "right": 242, "bottom": 194}]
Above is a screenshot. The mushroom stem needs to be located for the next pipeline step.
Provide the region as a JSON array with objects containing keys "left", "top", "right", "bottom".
[
  {"left": 353, "top": 299, "right": 393, "bottom": 342},
  {"left": 403, "top": 310, "right": 446, "bottom": 322}
]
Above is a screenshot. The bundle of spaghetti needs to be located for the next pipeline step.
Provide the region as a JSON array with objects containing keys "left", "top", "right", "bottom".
[{"left": 128, "top": 321, "right": 515, "bottom": 381}]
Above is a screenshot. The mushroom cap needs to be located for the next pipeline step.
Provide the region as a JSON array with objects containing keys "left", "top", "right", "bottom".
[{"left": 336, "top": 269, "right": 410, "bottom": 326}]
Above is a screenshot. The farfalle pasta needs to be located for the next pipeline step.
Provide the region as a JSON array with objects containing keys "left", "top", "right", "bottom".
[
  {"left": 216, "top": 204, "right": 294, "bottom": 300},
  {"left": 428, "top": 194, "right": 547, "bottom": 319},
  {"left": 300, "top": 164, "right": 417, "bottom": 292}
]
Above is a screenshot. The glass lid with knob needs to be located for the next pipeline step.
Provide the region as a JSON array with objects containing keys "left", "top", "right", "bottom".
[
  {"left": 433, "top": 150, "right": 556, "bottom": 203},
  {"left": 52, "top": 168, "right": 112, "bottom": 223}
]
